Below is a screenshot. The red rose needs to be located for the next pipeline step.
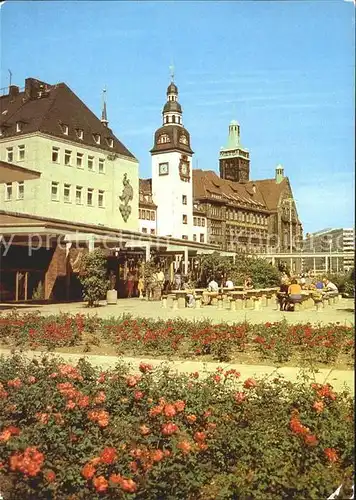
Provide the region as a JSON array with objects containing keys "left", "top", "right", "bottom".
[
  {"left": 45, "top": 470, "right": 56, "bottom": 483},
  {"left": 243, "top": 378, "right": 257, "bottom": 389},
  {"left": 134, "top": 391, "right": 145, "bottom": 401},
  {"left": 82, "top": 463, "right": 96, "bottom": 480},
  {"left": 93, "top": 475, "right": 109, "bottom": 493},
  {"left": 304, "top": 434, "right": 318, "bottom": 447},
  {"left": 100, "top": 447, "right": 117, "bottom": 465},
  {"left": 177, "top": 440, "right": 192, "bottom": 454},
  {"left": 312, "top": 400, "right": 324, "bottom": 413},
  {"left": 234, "top": 392, "right": 246, "bottom": 403},
  {"left": 161, "top": 422, "right": 179, "bottom": 436},
  {"left": 139, "top": 362, "right": 153, "bottom": 373},
  {"left": 194, "top": 431, "right": 206, "bottom": 442},
  {"left": 126, "top": 376, "right": 138, "bottom": 387},
  {"left": 324, "top": 448, "right": 339, "bottom": 462},
  {"left": 151, "top": 449, "right": 164, "bottom": 462},
  {"left": 186, "top": 414, "right": 197, "bottom": 424},
  {"left": 120, "top": 478, "right": 137, "bottom": 493},
  {"left": 163, "top": 404, "right": 177, "bottom": 418},
  {"left": 174, "top": 400, "right": 186, "bottom": 412}
]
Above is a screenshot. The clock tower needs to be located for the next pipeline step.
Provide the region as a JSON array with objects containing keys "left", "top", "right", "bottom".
[
  {"left": 219, "top": 120, "right": 250, "bottom": 183},
  {"left": 151, "top": 76, "right": 194, "bottom": 239}
]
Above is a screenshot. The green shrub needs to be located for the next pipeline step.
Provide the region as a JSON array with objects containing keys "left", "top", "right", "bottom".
[
  {"left": 78, "top": 249, "right": 109, "bottom": 307},
  {"left": 0, "top": 355, "right": 353, "bottom": 499}
]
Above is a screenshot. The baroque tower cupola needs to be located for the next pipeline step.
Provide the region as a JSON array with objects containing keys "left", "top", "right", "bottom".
[{"left": 219, "top": 120, "right": 250, "bottom": 183}]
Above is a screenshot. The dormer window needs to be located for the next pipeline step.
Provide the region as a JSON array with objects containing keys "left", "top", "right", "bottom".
[
  {"left": 16, "top": 122, "right": 22, "bottom": 133},
  {"left": 106, "top": 137, "right": 114, "bottom": 148},
  {"left": 76, "top": 129, "right": 84, "bottom": 140},
  {"left": 63, "top": 124, "right": 68, "bottom": 135},
  {"left": 93, "top": 133, "right": 101, "bottom": 145}
]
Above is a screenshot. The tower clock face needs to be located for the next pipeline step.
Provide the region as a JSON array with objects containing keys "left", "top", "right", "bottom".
[{"left": 159, "top": 162, "right": 169, "bottom": 175}]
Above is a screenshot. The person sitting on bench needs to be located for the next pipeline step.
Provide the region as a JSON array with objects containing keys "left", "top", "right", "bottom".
[
  {"left": 286, "top": 279, "right": 302, "bottom": 310},
  {"left": 323, "top": 278, "right": 338, "bottom": 298}
]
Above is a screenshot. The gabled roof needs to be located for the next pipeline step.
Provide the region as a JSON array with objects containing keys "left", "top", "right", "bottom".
[
  {"left": 192, "top": 169, "right": 267, "bottom": 210},
  {"left": 0, "top": 78, "right": 136, "bottom": 160},
  {"left": 252, "top": 178, "right": 289, "bottom": 211}
]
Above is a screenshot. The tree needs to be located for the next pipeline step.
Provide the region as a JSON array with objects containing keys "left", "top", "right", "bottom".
[
  {"left": 197, "top": 252, "right": 281, "bottom": 288},
  {"left": 78, "top": 249, "right": 109, "bottom": 307}
]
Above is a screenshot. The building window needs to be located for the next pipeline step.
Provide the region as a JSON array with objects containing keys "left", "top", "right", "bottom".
[
  {"left": 88, "top": 156, "right": 94, "bottom": 171},
  {"left": 182, "top": 214, "right": 188, "bottom": 224},
  {"left": 182, "top": 195, "right": 187, "bottom": 205},
  {"left": 98, "top": 190, "right": 104, "bottom": 208},
  {"left": 98, "top": 158, "right": 105, "bottom": 173},
  {"left": 52, "top": 147, "right": 59, "bottom": 163},
  {"left": 202, "top": 218, "right": 206, "bottom": 227},
  {"left": 5, "top": 183, "right": 12, "bottom": 200},
  {"left": 193, "top": 217, "right": 197, "bottom": 226},
  {"left": 64, "top": 184, "right": 71, "bottom": 203},
  {"left": 182, "top": 235, "right": 188, "bottom": 240},
  {"left": 18, "top": 145, "right": 25, "bottom": 161},
  {"left": 142, "top": 227, "right": 148, "bottom": 234},
  {"left": 139, "top": 209, "right": 142, "bottom": 219},
  {"left": 62, "top": 124, "right": 69, "bottom": 135},
  {"left": 51, "top": 182, "right": 59, "bottom": 201},
  {"left": 76, "top": 129, "right": 83, "bottom": 140},
  {"left": 150, "top": 211, "right": 156, "bottom": 221},
  {"left": 6, "top": 147, "right": 13, "bottom": 162},
  {"left": 17, "top": 182, "right": 24, "bottom": 200},
  {"left": 76, "top": 186, "right": 82, "bottom": 205},
  {"left": 87, "top": 188, "right": 93, "bottom": 206},
  {"left": 193, "top": 234, "right": 197, "bottom": 241},
  {"left": 107, "top": 138, "right": 114, "bottom": 148},
  {"left": 64, "top": 150, "right": 72, "bottom": 166},
  {"left": 16, "top": 122, "right": 22, "bottom": 132},
  {"left": 150, "top": 229, "right": 155, "bottom": 235},
  {"left": 93, "top": 134, "right": 101, "bottom": 144},
  {"left": 76, "top": 153, "right": 84, "bottom": 168}
]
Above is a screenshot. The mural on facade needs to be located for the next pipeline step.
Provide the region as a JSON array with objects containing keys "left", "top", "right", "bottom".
[{"left": 119, "top": 173, "right": 134, "bottom": 222}]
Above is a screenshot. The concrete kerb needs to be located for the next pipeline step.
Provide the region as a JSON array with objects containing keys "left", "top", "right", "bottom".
[{"left": 0, "top": 348, "right": 353, "bottom": 395}]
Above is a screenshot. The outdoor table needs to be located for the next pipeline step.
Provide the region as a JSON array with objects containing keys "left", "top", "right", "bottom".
[
  {"left": 173, "top": 290, "right": 188, "bottom": 309},
  {"left": 202, "top": 291, "right": 219, "bottom": 305},
  {"left": 228, "top": 291, "right": 245, "bottom": 310}
]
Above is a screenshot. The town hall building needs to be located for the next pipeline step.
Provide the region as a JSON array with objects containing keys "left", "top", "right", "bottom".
[{"left": 139, "top": 78, "right": 303, "bottom": 254}]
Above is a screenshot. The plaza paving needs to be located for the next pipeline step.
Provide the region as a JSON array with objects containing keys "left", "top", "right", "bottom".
[
  {"left": 0, "top": 297, "right": 354, "bottom": 394},
  {"left": 2, "top": 296, "right": 354, "bottom": 325}
]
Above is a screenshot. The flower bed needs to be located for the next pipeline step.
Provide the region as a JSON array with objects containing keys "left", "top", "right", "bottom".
[
  {"left": 0, "top": 355, "right": 354, "bottom": 499},
  {"left": 0, "top": 312, "right": 354, "bottom": 368}
]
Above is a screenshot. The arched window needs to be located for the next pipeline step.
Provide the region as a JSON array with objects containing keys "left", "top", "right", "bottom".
[{"left": 172, "top": 115, "right": 176, "bottom": 123}]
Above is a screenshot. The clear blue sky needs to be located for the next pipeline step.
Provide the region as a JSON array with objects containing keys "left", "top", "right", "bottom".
[{"left": 1, "top": 1, "right": 354, "bottom": 233}]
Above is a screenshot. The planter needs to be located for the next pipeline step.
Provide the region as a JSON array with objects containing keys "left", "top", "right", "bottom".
[{"left": 106, "top": 289, "right": 118, "bottom": 305}]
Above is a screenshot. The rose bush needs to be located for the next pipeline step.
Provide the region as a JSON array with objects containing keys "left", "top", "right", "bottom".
[
  {"left": 0, "top": 355, "right": 353, "bottom": 499},
  {"left": 0, "top": 313, "right": 354, "bottom": 367}
]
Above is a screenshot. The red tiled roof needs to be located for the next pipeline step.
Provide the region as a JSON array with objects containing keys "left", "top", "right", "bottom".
[
  {"left": 0, "top": 78, "right": 136, "bottom": 160},
  {"left": 192, "top": 170, "right": 268, "bottom": 210}
]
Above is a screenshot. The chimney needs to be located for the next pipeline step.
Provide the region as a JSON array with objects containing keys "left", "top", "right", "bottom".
[
  {"left": 9, "top": 85, "right": 19, "bottom": 99},
  {"left": 25, "top": 78, "right": 49, "bottom": 99}
]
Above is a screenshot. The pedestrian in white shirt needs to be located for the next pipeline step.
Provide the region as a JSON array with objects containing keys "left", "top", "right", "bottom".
[
  {"left": 225, "top": 278, "right": 234, "bottom": 289},
  {"left": 207, "top": 279, "right": 219, "bottom": 292}
]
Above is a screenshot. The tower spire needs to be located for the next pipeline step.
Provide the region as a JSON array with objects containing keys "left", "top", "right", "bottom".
[
  {"left": 101, "top": 87, "right": 108, "bottom": 127},
  {"left": 169, "top": 62, "right": 175, "bottom": 83}
]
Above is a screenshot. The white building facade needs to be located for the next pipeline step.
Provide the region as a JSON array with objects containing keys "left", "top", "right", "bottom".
[
  {"left": 150, "top": 82, "right": 194, "bottom": 240},
  {"left": 0, "top": 78, "right": 139, "bottom": 231}
]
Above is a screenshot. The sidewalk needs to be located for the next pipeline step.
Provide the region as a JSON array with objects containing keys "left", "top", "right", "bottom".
[{"left": 0, "top": 348, "right": 353, "bottom": 394}]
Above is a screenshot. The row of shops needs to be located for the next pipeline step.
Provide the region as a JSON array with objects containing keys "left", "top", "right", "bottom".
[{"left": 0, "top": 209, "right": 234, "bottom": 303}]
